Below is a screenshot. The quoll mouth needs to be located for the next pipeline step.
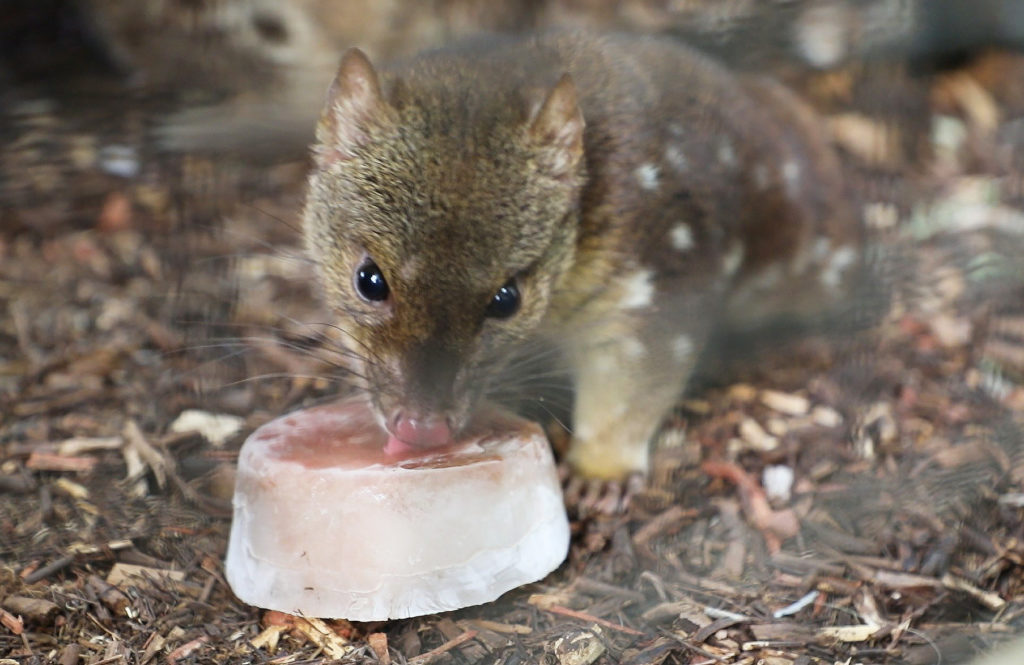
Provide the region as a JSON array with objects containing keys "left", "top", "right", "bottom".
[{"left": 384, "top": 411, "right": 454, "bottom": 455}]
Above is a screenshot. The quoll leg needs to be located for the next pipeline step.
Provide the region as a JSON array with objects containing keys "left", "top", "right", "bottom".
[{"left": 566, "top": 319, "right": 703, "bottom": 480}]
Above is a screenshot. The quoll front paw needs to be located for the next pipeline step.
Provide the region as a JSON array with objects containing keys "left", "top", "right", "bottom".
[
  {"left": 561, "top": 462, "right": 645, "bottom": 518},
  {"left": 565, "top": 429, "right": 651, "bottom": 481}
]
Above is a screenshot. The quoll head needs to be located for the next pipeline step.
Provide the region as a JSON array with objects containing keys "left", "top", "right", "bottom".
[{"left": 303, "top": 48, "right": 586, "bottom": 448}]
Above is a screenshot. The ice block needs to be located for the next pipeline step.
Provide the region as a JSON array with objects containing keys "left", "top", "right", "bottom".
[{"left": 225, "top": 397, "right": 569, "bottom": 620}]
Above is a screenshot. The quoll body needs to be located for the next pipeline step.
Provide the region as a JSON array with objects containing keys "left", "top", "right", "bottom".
[{"left": 303, "top": 31, "right": 862, "bottom": 479}]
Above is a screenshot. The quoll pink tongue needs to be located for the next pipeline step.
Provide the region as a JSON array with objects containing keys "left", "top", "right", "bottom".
[
  {"left": 225, "top": 396, "right": 570, "bottom": 621},
  {"left": 383, "top": 436, "right": 415, "bottom": 456}
]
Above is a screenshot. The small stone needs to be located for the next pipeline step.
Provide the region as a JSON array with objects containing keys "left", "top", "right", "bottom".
[
  {"left": 98, "top": 144, "right": 140, "bottom": 178},
  {"left": 763, "top": 465, "right": 795, "bottom": 504}
]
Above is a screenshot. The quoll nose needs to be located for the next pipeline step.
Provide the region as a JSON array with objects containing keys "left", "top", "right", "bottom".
[{"left": 390, "top": 412, "right": 453, "bottom": 449}]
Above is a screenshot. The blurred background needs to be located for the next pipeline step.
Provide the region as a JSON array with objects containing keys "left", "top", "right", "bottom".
[{"left": 3, "top": 2, "right": 1024, "bottom": 664}]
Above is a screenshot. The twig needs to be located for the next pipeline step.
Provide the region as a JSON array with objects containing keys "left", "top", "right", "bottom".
[
  {"left": 23, "top": 554, "right": 75, "bottom": 583},
  {"left": 407, "top": 629, "right": 478, "bottom": 664},
  {"left": 166, "top": 636, "right": 209, "bottom": 663},
  {"left": 545, "top": 605, "right": 645, "bottom": 636}
]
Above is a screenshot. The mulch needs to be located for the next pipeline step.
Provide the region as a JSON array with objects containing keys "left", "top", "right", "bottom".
[{"left": 3, "top": 17, "right": 1024, "bottom": 665}]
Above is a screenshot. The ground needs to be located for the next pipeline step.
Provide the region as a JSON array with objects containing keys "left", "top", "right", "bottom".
[{"left": 3, "top": 5, "right": 1024, "bottom": 664}]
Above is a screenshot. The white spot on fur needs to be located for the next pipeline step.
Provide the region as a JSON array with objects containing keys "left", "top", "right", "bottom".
[
  {"left": 665, "top": 144, "right": 688, "bottom": 172},
  {"left": 794, "top": 2, "right": 850, "bottom": 68},
  {"left": 574, "top": 423, "right": 595, "bottom": 440},
  {"left": 592, "top": 353, "right": 617, "bottom": 375},
  {"left": 620, "top": 270, "right": 654, "bottom": 309},
  {"left": 722, "top": 243, "right": 745, "bottom": 277},
  {"left": 812, "top": 237, "right": 832, "bottom": 261},
  {"left": 668, "top": 123, "right": 685, "bottom": 138},
  {"left": 623, "top": 337, "right": 646, "bottom": 359},
  {"left": 820, "top": 245, "right": 857, "bottom": 288},
  {"left": 864, "top": 201, "right": 899, "bottom": 229},
  {"left": 672, "top": 335, "right": 694, "bottom": 361},
  {"left": 717, "top": 138, "right": 736, "bottom": 168},
  {"left": 670, "top": 224, "right": 695, "bottom": 251},
  {"left": 782, "top": 160, "right": 801, "bottom": 193},
  {"left": 635, "top": 163, "right": 660, "bottom": 190}
]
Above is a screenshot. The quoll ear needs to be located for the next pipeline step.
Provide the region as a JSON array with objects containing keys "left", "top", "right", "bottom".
[
  {"left": 528, "top": 74, "right": 585, "bottom": 179},
  {"left": 315, "top": 48, "right": 385, "bottom": 164}
]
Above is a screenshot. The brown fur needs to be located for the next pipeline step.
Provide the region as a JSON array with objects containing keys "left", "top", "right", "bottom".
[{"left": 303, "top": 31, "right": 858, "bottom": 478}]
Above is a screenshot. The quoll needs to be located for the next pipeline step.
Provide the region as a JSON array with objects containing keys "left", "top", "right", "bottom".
[{"left": 302, "top": 31, "right": 863, "bottom": 479}]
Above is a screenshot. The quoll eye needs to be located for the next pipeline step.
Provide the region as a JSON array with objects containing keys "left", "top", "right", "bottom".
[
  {"left": 355, "top": 259, "right": 389, "bottom": 302},
  {"left": 486, "top": 278, "right": 520, "bottom": 319}
]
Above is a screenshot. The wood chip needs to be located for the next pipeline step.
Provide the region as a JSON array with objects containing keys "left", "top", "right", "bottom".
[
  {"left": 68, "top": 539, "right": 131, "bottom": 555},
  {"left": 107, "top": 563, "right": 185, "bottom": 589},
  {"left": 633, "top": 505, "right": 696, "bottom": 549},
  {"left": 467, "top": 619, "right": 532, "bottom": 635},
  {"left": 166, "top": 636, "right": 208, "bottom": 664},
  {"left": 761, "top": 390, "right": 810, "bottom": 416},
  {"left": 249, "top": 625, "right": 286, "bottom": 652},
  {"left": 695, "top": 616, "right": 747, "bottom": 644},
  {"left": 939, "top": 71, "right": 1000, "bottom": 132},
  {"left": 54, "top": 436, "right": 122, "bottom": 455},
  {"left": 554, "top": 627, "right": 606, "bottom": 665},
  {"left": 169, "top": 410, "right": 244, "bottom": 447},
  {"left": 727, "top": 384, "right": 759, "bottom": 402},
  {"left": 827, "top": 112, "right": 901, "bottom": 166},
  {"left": 0, "top": 473, "right": 35, "bottom": 494},
  {"left": 139, "top": 632, "right": 165, "bottom": 665},
  {"left": 25, "top": 452, "right": 97, "bottom": 473},
  {"left": 870, "top": 569, "right": 942, "bottom": 591},
  {"left": 641, "top": 597, "right": 710, "bottom": 625},
  {"left": 941, "top": 573, "right": 1007, "bottom": 611},
  {"left": 261, "top": 610, "right": 297, "bottom": 628},
  {"left": 0, "top": 607, "right": 23, "bottom": 634},
  {"left": 86, "top": 575, "right": 130, "bottom": 615},
  {"left": 748, "top": 623, "right": 817, "bottom": 641},
  {"left": 58, "top": 644, "right": 81, "bottom": 665},
  {"left": 816, "top": 624, "right": 880, "bottom": 642},
  {"left": 52, "top": 477, "right": 90, "bottom": 500},
  {"left": 852, "top": 588, "right": 886, "bottom": 627},
  {"left": 1, "top": 595, "right": 59, "bottom": 623},
  {"left": 292, "top": 617, "right": 354, "bottom": 659},
  {"left": 528, "top": 592, "right": 573, "bottom": 610},
  {"left": 122, "top": 420, "right": 168, "bottom": 490},
  {"left": 739, "top": 418, "right": 779, "bottom": 451},
  {"left": 368, "top": 632, "right": 391, "bottom": 665},
  {"left": 810, "top": 405, "right": 843, "bottom": 428}
]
